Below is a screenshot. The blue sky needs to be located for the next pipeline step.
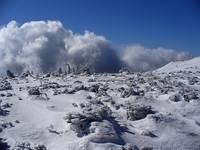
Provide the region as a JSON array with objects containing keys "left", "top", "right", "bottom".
[{"left": 0, "top": 0, "right": 200, "bottom": 55}]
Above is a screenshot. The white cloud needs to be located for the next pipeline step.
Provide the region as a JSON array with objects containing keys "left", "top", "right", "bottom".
[
  {"left": 121, "top": 45, "right": 191, "bottom": 72},
  {"left": 0, "top": 20, "right": 121, "bottom": 74},
  {"left": 0, "top": 21, "right": 192, "bottom": 74}
]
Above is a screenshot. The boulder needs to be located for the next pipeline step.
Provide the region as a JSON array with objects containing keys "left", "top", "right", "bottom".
[{"left": 127, "top": 105, "right": 154, "bottom": 121}]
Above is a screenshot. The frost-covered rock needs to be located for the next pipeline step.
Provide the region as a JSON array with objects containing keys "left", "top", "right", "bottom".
[
  {"left": 28, "top": 87, "right": 41, "bottom": 95},
  {"left": 89, "top": 120, "right": 122, "bottom": 144},
  {"left": 88, "top": 84, "right": 100, "bottom": 93},
  {"left": 41, "top": 82, "right": 62, "bottom": 89},
  {"left": 0, "top": 80, "right": 12, "bottom": 91},
  {"left": 127, "top": 105, "right": 154, "bottom": 121},
  {"left": 14, "top": 142, "right": 47, "bottom": 150},
  {"left": 64, "top": 112, "right": 91, "bottom": 137},
  {"left": 63, "top": 85, "right": 88, "bottom": 94},
  {"left": 169, "top": 94, "right": 183, "bottom": 102},
  {"left": 188, "top": 77, "right": 199, "bottom": 85},
  {"left": 122, "top": 144, "right": 140, "bottom": 150},
  {"left": 141, "top": 130, "right": 157, "bottom": 138},
  {"left": 65, "top": 100, "right": 112, "bottom": 137},
  {"left": 121, "top": 88, "right": 144, "bottom": 98},
  {"left": 0, "top": 100, "right": 10, "bottom": 116},
  {"left": 183, "top": 91, "right": 199, "bottom": 102}
]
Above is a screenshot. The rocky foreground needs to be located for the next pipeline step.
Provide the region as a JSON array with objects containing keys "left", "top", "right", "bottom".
[{"left": 1, "top": 64, "right": 200, "bottom": 149}]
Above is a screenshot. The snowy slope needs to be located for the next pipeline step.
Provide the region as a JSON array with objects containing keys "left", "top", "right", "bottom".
[
  {"left": 1, "top": 69, "right": 200, "bottom": 150},
  {"left": 155, "top": 57, "right": 200, "bottom": 73}
]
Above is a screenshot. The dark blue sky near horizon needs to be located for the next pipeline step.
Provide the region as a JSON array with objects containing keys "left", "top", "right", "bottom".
[{"left": 0, "top": 0, "right": 200, "bottom": 55}]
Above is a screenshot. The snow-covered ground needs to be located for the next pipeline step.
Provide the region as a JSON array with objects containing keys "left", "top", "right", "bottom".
[
  {"left": 1, "top": 57, "right": 200, "bottom": 150},
  {"left": 155, "top": 56, "right": 200, "bottom": 73}
]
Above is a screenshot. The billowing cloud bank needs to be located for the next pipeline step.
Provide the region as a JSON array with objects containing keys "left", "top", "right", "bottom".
[
  {"left": 0, "top": 20, "right": 121, "bottom": 74},
  {"left": 0, "top": 21, "right": 191, "bottom": 74},
  {"left": 121, "top": 45, "right": 191, "bottom": 72}
]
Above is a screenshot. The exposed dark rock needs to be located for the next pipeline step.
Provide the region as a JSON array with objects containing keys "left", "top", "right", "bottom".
[
  {"left": 0, "top": 138, "right": 10, "bottom": 150},
  {"left": 6, "top": 70, "right": 15, "bottom": 78}
]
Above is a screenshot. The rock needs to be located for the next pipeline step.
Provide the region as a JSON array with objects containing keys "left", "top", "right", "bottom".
[
  {"left": 74, "top": 85, "right": 88, "bottom": 92},
  {"left": 119, "top": 67, "right": 131, "bottom": 74},
  {"left": 0, "top": 80, "right": 12, "bottom": 91},
  {"left": 188, "top": 77, "right": 199, "bottom": 85},
  {"left": 86, "top": 95, "right": 92, "bottom": 99},
  {"left": 45, "top": 73, "right": 51, "bottom": 77},
  {"left": 34, "top": 145, "right": 47, "bottom": 150},
  {"left": 82, "top": 67, "right": 91, "bottom": 75},
  {"left": 42, "top": 82, "right": 62, "bottom": 89},
  {"left": 89, "top": 84, "right": 100, "bottom": 93},
  {"left": 72, "top": 103, "right": 78, "bottom": 107},
  {"left": 15, "top": 142, "right": 32, "bottom": 150},
  {"left": 121, "top": 88, "right": 144, "bottom": 98},
  {"left": 2, "top": 103, "right": 12, "bottom": 109},
  {"left": 122, "top": 144, "right": 140, "bottom": 150},
  {"left": 0, "top": 93, "right": 6, "bottom": 97},
  {"left": 65, "top": 101, "right": 112, "bottom": 137},
  {"left": 6, "top": 70, "right": 15, "bottom": 78},
  {"left": 73, "top": 80, "right": 83, "bottom": 84},
  {"left": 141, "top": 147, "right": 153, "bottom": 150},
  {"left": 15, "top": 120, "right": 20, "bottom": 123},
  {"left": 64, "top": 113, "right": 90, "bottom": 136},
  {"left": 0, "top": 101, "right": 9, "bottom": 116},
  {"left": 169, "top": 94, "right": 182, "bottom": 102},
  {"left": 0, "top": 138, "right": 10, "bottom": 150},
  {"left": 141, "top": 130, "right": 157, "bottom": 138},
  {"left": 0, "top": 108, "right": 9, "bottom": 116},
  {"left": 0, "top": 121, "right": 14, "bottom": 129},
  {"left": 20, "top": 71, "right": 31, "bottom": 78},
  {"left": 47, "top": 125, "right": 61, "bottom": 135},
  {"left": 89, "top": 120, "right": 121, "bottom": 144},
  {"left": 63, "top": 85, "right": 87, "bottom": 94},
  {"left": 15, "top": 142, "right": 47, "bottom": 150},
  {"left": 127, "top": 105, "right": 154, "bottom": 121},
  {"left": 6, "top": 93, "right": 13, "bottom": 97},
  {"left": 63, "top": 88, "right": 75, "bottom": 94},
  {"left": 88, "top": 78, "right": 95, "bottom": 82},
  {"left": 28, "top": 87, "right": 41, "bottom": 95},
  {"left": 183, "top": 91, "right": 199, "bottom": 102}
]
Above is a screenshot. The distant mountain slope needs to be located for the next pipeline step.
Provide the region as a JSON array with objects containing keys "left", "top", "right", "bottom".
[{"left": 155, "top": 57, "right": 200, "bottom": 73}]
